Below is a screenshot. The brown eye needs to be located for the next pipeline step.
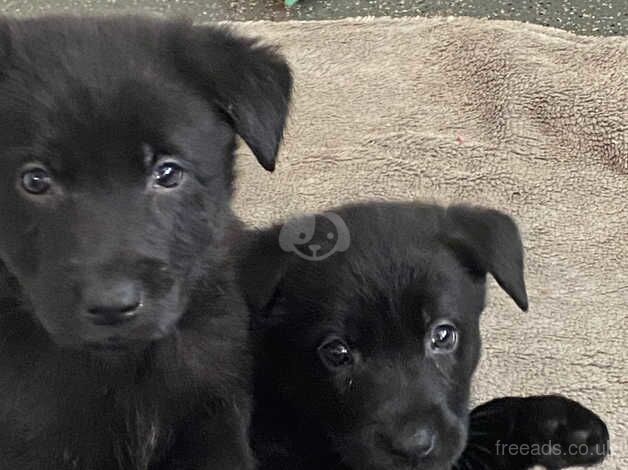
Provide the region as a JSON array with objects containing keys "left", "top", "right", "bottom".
[
  {"left": 430, "top": 323, "right": 458, "bottom": 353},
  {"left": 153, "top": 162, "right": 184, "bottom": 188},
  {"left": 318, "top": 338, "right": 353, "bottom": 369},
  {"left": 21, "top": 168, "right": 51, "bottom": 195}
]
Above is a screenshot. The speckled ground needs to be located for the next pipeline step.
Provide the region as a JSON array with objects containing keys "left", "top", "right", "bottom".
[{"left": 0, "top": 0, "right": 625, "bottom": 36}]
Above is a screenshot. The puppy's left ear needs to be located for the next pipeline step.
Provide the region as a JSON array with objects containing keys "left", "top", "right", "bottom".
[
  {"left": 234, "top": 226, "right": 290, "bottom": 313},
  {"left": 172, "top": 25, "right": 293, "bottom": 171},
  {"left": 444, "top": 205, "right": 528, "bottom": 311}
]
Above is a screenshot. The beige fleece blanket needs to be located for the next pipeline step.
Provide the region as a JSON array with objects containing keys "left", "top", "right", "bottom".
[{"left": 229, "top": 17, "right": 627, "bottom": 470}]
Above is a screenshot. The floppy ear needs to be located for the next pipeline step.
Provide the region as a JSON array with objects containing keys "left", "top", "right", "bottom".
[
  {"left": 0, "top": 259, "right": 21, "bottom": 308},
  {"left": 234, "top": 226, "right": 290, "bottom": 313},
  {"left": 0, "top": 19, "right": 12, "bottom": 76},
  {"left": 0, "top": 260, "right": 11, "bottom": 300},
  {"left": 172, "top": 24, "right": 293, "bottom": 171},
  {"left": 444, "top": 205, "right": 528, "bottom": 311}
]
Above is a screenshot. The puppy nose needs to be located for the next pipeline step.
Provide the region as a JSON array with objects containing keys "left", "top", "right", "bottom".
[
  {"left": 84, "top": 281, "right": 142, "bottom": 325},
  {"left": 393, "top": 427, "right": 436, "bottom": 460}
]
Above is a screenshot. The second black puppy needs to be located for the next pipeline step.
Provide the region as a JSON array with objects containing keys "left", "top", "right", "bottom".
[{"left": 239, "top": 201, "right": 528, "bottom": 470}]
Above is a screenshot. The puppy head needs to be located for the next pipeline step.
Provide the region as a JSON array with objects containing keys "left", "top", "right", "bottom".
[
  {"left": 240, "top": 202, "right": 527, "bottom": 470},
  {"left": 0, "top": 16, "right": 291, "bottom": 350}
]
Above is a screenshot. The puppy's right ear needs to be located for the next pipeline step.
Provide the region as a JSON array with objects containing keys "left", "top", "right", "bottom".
[
  {"left": 0, "top": 259, "right": 21, "bottom": 308},
  {"left": 0, "top": 19, "right": 12, "bottom": 75},
  {"left": 0, "top": 260, "right": 11, "bottom": 300},
  {"left": 235, "top": 227, "right": 290, "bottom": 312}
]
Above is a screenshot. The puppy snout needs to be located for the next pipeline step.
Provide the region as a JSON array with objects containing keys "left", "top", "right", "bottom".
[
  {"left": 83, "top": 280, "right": 142, "bottom": 326},
  {"left": 381, "top": 426, "right": 436, "bottom": 463},
  {"left": 397, "top": 426, "right": 436, "bottom": 459}
]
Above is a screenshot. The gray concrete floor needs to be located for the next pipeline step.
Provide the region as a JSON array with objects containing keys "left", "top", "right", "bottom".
[{"left": 0, "top": 0, "right": 626, "bottom": 36}]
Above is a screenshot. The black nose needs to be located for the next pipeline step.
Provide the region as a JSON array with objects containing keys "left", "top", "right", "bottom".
[
  {"left": 84, "top": 281, "right": 142, "bottom": 326},
  {"left": 391, "top": 427, "right": 436, "bottom": 460}
]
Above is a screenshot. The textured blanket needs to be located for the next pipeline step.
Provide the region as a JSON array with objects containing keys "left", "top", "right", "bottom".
[{"left": 230, "top": 17, "right": 627, "bottom": 470}]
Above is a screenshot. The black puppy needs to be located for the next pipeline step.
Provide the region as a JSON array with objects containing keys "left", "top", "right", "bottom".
[
  {"left": 239, "top": 204, "right": 610, "bottom": 470},
  {"left": 458, "top": 395, "right": 609, "bottom": 470},
  {"left": 0, "top": 15, "right": 291, "bottom": 470},
  {"left": 238, "top": 201, "right": 528, "bottom": 470}
]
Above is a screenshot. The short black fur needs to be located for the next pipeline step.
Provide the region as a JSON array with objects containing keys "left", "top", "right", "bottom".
[{"left": 458, "top": 395, "right": 609, "bottom": 470}]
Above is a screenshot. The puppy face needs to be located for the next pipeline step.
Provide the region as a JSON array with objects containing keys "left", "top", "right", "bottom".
[
  {"left": 240, "top": 202, "right": 527, "bottom": 470},
  {"left": 0, "top": 16, "right": 291, "bottom": 349}
]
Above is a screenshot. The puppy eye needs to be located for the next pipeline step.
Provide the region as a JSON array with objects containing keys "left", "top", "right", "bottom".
[
  {"left": 430, "top": 323, "right": 458, "bottom": 352},
  {"left": 318, "top": 338, "right": 353, "bottom": 370},
  {"left": 153, "top": 161, "right": 184, "bottom": 188},
  {"left": 21, "top": 167, "right": 52, "bottom": 195}
]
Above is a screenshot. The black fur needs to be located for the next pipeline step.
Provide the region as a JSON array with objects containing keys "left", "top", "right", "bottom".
[
  {"left": 0, "top": 15, "right": 291, "bottom": 470},
  {"left": 459, "top": 395, "right": 609, "bottom": 470},
  {"left": 237, "top": 201, "right": 528, "bottom": 470}
]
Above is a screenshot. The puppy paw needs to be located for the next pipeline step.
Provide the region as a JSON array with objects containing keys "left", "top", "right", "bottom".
[
  {"left": 463, "top": 395, "right": 609, "bottom": 470},
  {"left": 516, "top": 395, "right": 609, "bottom": 469}
]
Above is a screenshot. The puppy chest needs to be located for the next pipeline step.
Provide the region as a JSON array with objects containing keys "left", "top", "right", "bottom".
[{"left": 0, "top": 393, "right": 171, "bottom": 470}]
